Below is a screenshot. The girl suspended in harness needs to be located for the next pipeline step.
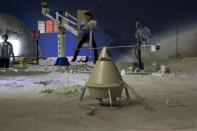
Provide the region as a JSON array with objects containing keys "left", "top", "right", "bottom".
[{"left": 71, "top": 12, "right": 98, "bottom": 64}]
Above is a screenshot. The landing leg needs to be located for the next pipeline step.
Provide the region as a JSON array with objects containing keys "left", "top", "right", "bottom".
[
  {"left": 79, "top": 86, "right": 87, "bottom": 105},
  {"left": 108, "top": 89, "right": 113, "bottom": 108},
  {"left": 123, "top": 85, "right": 131, "bottom": 105}
]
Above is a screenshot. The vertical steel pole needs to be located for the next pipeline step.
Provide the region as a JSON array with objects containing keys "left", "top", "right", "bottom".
[
  {"left": 176, "top": 28, "right": 178, "bottom": 59},
  {"left": 137, "top": 39, "right": 142, "bottom": 68},
  {"left": 36, "top": 39, "right": 39, "bottom": 65}
]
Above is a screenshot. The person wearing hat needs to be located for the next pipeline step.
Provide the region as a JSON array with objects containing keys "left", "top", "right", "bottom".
[
  {"left": 72, "top": 12, "right": 98, "bottom": 64},
  {"left": 0, "top": 34, "right": 15, "bottom": 68}
]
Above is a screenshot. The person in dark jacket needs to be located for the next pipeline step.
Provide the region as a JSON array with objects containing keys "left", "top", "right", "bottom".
[{"left": 0, "top": 34, "right": 15, "bottom": 68}]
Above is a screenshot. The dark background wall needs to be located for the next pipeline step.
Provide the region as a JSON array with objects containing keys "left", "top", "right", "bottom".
[{"left": 1, "top": 0, "right": 197, "bottom": 60}]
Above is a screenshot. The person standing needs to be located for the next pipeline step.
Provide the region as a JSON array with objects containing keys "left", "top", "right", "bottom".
[
  {"left": 0, "top": 34, "right": 15, "bottom": 68},
  {"left": 71, "top": 12, "right": 98, "bottom": 64}
]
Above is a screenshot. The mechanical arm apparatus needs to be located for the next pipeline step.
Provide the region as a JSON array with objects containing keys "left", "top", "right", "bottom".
[{"left": 41, "top": 1, "right": 78, "bottom": 66}]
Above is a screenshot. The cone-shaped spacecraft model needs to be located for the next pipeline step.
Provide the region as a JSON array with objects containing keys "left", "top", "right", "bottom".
[
  {"left": 86, "top": 47, "right": 123, "bottom": 98},
  {"left": 79, "top": 47, "right": 130, "bottom": 106}
]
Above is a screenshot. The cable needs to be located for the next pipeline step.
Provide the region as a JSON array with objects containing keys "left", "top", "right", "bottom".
[{"left": 67, "top": 44, "right": 151, "bottom": 51}]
